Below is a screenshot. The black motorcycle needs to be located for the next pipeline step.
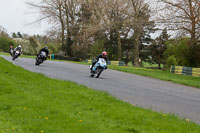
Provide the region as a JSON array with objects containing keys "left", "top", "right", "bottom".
[
  {"left": 35, "top": 51, "right": 46, "bottom": 66},
  {"left": 12, "top": 50, "right": 20, "bottom": 60}
]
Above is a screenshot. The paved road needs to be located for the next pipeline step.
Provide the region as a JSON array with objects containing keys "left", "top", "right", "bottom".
[{"left": 2, "top": 56, "right": 200, "bottom": 124}]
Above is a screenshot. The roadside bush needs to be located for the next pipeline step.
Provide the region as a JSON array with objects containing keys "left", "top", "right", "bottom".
[
  {"left": 164, "top": 38, "right": 190, "bottom": 66},
  {"left": 14, "top": 38, "right": 37, "bottom": 55},
  {"left": 40, "top": 43, "right": 58, "bottom": 54},
  {"left": 187, "top": 43, "right": 200, "bottom": 67},
  {"left": 0, "top": 37, "right": 16, "bottom": 52},
  {"left": 166, "top": 55, "right": 177, "bottom": 68}
]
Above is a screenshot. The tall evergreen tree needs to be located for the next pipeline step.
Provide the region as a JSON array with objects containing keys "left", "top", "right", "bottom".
[
  {"left": 148, "top": 28, "right": 169, "bottom": 69},
  {"left": 17, "top": 32, "right": 23, "bottom": 38},
  {"left": 12, "top": 33, "right": 17, "bottom": 38}
]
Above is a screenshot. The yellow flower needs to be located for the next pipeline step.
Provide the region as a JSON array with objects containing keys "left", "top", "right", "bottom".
[
  {"left": 78, "top": 112, "right": 81, "bottom": 114},
  {"left": 186, "top": 119, "right": 190, "bottom": 122},
  {"left": 6, "top": 129, "right": 9, "bottom": 131},
  {"left": 163, "top": 114, "right": 167, "bottom": 117},
  {"left": 12, "top": 127, "right": 15, "bottom": 130},
  {"left": 41, "top": 130, "right": 44, "bottom": 133},
  {"left": 44, "top": 117, "right": 48, "bottom": 120},
  {"left": 79, "top": 120, "right": 83, "bottom": 122},
  {"left": 1, "top": 129, "right": 4, "bottom": 132},
  {"left": 24, "top": 107, "right": 27, "bottom": 110}
]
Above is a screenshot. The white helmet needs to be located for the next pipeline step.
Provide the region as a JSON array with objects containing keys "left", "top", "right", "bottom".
[{"left": 18, "top": 45, "right": 21, "bottom": 48}]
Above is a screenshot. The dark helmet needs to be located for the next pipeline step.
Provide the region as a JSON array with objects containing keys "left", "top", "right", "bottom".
[{"left": 102, "top": 51, "right": 107, "bottom": 57}]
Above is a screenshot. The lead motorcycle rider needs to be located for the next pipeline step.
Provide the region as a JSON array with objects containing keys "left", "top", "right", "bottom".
[
  {"left": 90, "top": 51, "right": 108, "bottom": 72},
  {"left": 37, "top": 46, "right": 49, "bottom": 60},
  {"left": 13, "top": 45, "right": 22, "bottom": 56}
]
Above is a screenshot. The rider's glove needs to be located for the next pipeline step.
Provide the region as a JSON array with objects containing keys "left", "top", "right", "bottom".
[{"left": 105, "top": 66, "right": 107, "bottom": 70}]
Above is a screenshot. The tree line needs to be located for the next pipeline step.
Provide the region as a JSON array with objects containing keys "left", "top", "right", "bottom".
[{"left": 1, "top": 0, "right": 200, "bottom": 68}]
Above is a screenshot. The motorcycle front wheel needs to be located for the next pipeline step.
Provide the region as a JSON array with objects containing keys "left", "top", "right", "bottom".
[{"left": 96, "top": 67, "right": 103, "bottom": 78}]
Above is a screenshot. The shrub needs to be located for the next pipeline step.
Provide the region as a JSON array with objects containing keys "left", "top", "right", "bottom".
[
  {"left": 164, "top": 38, "right": 190, "bottom": 66},
  {"left": 166, "top": 55, "right": 178, "bottom": 68},
  {"left": 0, "top": 37, "right": 16, "bottom": 52},
  {"left": 40, "top": 43, "right": 58, "bottom": 54},
  {"left": 14, "top": 38, "right": 37, "bottom": 55}
]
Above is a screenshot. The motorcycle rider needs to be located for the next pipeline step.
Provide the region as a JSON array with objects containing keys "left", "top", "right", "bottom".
[
  {"left": 9, "top": 45, "right": 14, "bottom": 56},
  {"left": 37, "top": 46, "right": 49, "bottom": 60},
  {"left": 13, "top": 45, "right": 22, "bottom": 56},
  {"left": 91, "top": 51, "right": 108, "bottom": 71}
]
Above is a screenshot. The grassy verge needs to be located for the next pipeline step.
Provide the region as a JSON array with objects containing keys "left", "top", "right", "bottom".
[
  {"left": 0, "top": 52, "right": 35, "bottom": 58},
  {"left": 0, "top": 57, "right": 200, "bottom": 132}
]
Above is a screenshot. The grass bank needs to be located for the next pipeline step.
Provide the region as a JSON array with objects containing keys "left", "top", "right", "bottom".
[
  {"left": 0, "top": 52, "right": 35, "bottom": 58},
  {"left": 0, "top": 57, "right": 200, "bottom": 132}
]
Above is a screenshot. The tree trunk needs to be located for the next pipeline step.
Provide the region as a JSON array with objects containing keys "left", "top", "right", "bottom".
[
  {"left": 58, "top": 3, "right": 66, "bottom": 54},
  {"left": 158, "top": 54, "right": 161, "bottom": 69},
  {"left": 61, "top": 25, "right": 65, "bottom": 53},
  {"left": 66, "top": 36, "right": 73, "bottom": 56},
  {"left": 117, "top": 30, "right": 121, "bottom": 61},
  {"left": 133, "top": 33, "right": 140, "bottom": 67}
]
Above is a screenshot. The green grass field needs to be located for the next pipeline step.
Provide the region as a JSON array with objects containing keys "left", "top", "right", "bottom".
[
  {"left": 0, "top": 52, "right": 35, "bottom": 58},
  {"left": 0, "top": 57, "right": 200, "bottom": 132}
]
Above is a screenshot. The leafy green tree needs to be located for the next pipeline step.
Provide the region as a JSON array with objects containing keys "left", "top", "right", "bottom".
[
  {"left": 166, "top": 55, "right": 178, "bottom": 68},
  {"left": 12, "top": 33, "right": 17, "bottom": 38},
  {"left": 0, "top": 26, "right": 9, "bottom": 37},
  {"left": 164, "top": 38, "right": 190, "bottom": 66},
  {"left": 41, "top": 43, "right": 58, "bottom": 54},
  {"left": 187, "top": 43, "right": 200, "bottom": 67},
  {"left": 17, "top": 32, "right": 23, "bottom": 38},
  {"left": 90, "top": 39, "right": 105, "bottom": 59},
  {"left": 29, "top": 37, "right": 40, "bottom": 54},
  {"left": 0, "top": 37, "right": 16, "bottom": 52},
  {"left": 148, "top": 28, "right": 169, "bottom": 69}
]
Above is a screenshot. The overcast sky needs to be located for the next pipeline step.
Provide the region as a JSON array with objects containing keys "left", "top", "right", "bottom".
[{"left": 0, "top": 0, "right": 48, "bottom": 35}]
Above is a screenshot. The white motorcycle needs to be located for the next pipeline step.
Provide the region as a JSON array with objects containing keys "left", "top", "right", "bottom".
[
  {"left": 90, "top": 58, "right": 107, "bottom": 78},
  {"left": 12, "top": 50, "right": 20, "bottom": 60}
]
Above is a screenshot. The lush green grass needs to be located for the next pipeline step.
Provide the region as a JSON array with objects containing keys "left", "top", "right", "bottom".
[
  {"left": 142, "top": 62, "right": 163, "bottom": 68},
  {"left": 0, "top": 52, "right": 35, "bottom": 58},
  {"left": 0, "top": 57, "right": 200, "bottom": 132}
]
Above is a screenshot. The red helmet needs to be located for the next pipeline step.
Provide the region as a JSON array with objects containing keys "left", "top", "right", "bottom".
[{"left": 102, "top": 51, "right": 107, "bottom": 57}]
